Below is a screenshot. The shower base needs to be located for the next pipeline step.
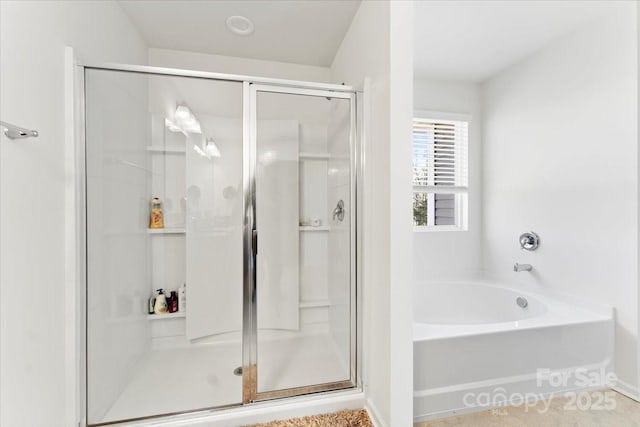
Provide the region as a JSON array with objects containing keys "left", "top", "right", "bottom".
[{"left": 101, "top": 332, "right": 349, "bottom": 423}]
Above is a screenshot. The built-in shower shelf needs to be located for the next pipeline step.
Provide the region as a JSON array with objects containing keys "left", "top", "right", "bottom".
[
  {"left": 147, "top": 312, "right": 186, "bottom": 320},
  {"left": 299, "top": 226, "right": 330, "bottom": 232},
  {"left": 299, "top": 152, "right": 330, "bottom": 160},
  {"left": 147, "top": 228, "right": 186, "bottom": 235},
  {"left": 146, "top": 146, "right": 186, "bottom": 154},
  {"left": 299, "top": 299, "right": 330, "bottom": 308}
]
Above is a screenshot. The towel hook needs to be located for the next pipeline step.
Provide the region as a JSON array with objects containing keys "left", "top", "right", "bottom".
[{"left": 1, "top": 121, "right": 39, "bottom": 140}]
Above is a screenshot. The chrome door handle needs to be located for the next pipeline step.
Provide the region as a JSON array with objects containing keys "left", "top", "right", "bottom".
[{"left": 252, "top": 229, "right": 257, "bottom": 256}]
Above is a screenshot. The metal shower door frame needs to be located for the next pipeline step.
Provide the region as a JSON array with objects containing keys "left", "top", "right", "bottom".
[
  {"left": 243, "top": 83, "right": 358, "bottom": 403},
  {"left": 77, "top": 62, "right": 359, "bottom": 425}
]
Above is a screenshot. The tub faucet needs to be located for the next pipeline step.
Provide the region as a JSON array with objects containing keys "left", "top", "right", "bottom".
[{"left": 513, "top": 263, "right": 533, "bottom": 272}]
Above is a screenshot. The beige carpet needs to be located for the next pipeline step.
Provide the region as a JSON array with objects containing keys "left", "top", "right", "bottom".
[{"left": 246, "top": 409, "right": 373, "bottom": 427}]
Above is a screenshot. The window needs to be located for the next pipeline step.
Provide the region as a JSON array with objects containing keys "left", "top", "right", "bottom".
[{"left": 412, "top": 112, "right": 469, "bottom": 231}]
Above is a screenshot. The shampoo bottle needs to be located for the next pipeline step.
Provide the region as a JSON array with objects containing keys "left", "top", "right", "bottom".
[
  {"left": 148, "top": 295, "right": 155, "bottom": 314},
  {"left": 169, "top": 291, "right": 178, "bottom": 313},
  {"left": 149, "top": 197, "right": 164, "bottom": 229},
  {"left": 178, "top": 283, "right": 186, "bottom": 312},
  {"left": 153, "top": 289, "right": 168, "bottom": 314}
]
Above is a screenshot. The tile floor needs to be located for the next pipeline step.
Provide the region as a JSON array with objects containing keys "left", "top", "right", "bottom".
[{"left": 415, "top": 390, "right": 640, "bottom": 426}]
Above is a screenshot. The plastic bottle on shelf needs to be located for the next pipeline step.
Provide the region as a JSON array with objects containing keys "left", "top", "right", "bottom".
[
  {"left": 178, "top": 283, "right": 186, "bottom": 313},
  {"left": 149, "top": 197, "right": 164, "bottom": 229},
  {"left": 148, "top": 294, "right": 155, "bottom": 314},
  {"left": 153, "top": 289, "right": 168, "bottom": 314},
  {"left": 169, "top": 291, "right": 178, "bottom": 313}
]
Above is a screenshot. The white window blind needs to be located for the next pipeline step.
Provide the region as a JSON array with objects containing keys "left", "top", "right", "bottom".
[
  {"left": 412, "top": 116, "right": 469, "bottom": 229},
  {"left": 412, "top": 118, "right": 468, "bottom": 190}
]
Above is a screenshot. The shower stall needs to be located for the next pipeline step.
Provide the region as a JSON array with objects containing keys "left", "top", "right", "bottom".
[{"left": 81, "top": 66, "right": 359, "bottom": 425}]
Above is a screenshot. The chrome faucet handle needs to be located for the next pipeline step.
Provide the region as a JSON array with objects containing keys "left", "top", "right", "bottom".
[{"left": 519, "top": 232, "right": 540, "bottom": 251}]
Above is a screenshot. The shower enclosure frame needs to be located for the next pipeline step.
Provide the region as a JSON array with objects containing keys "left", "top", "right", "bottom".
[
  {"left": 244, "top": 83, "right": 358, "bottom": 404},
  {"left": 75, "top": 62, "right": 363, "bottom": 426}
]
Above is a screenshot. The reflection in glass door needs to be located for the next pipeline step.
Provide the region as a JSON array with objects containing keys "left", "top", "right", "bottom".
[{"left": 246, "top": 85, "right": 356, "bottom": 401}]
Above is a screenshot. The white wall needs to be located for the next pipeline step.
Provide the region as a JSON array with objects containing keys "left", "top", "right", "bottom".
[
  {"left": 332, "top": 1, "right": 414, "bottom": 425},
  {"left": 482, "top": 6, "right": 639, "bottom": 396},
  {"left": 637, "top": 2, "right": 640, "bottom": 397},
  {"left": 0, "top": 1, "right": 147, "bottom": 426},
  {"left": 413, "top": 78, "right": 482, "bottom": 280}
]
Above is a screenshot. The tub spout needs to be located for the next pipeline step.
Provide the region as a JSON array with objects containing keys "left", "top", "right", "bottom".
[{"left": 514, "top": 263, "right": 533, "bottom": 272}]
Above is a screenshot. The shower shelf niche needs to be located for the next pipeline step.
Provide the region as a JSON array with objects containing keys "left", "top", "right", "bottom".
[
  {"left": 147, "top": 312, "right": 186, "bottom": 320},
  {"left": 299, "top": 152, "right": 329, "bottom": 160},
  {"left": 147, "top": 228, "right": 186, "bottom": 235},
  {"left": 299, "top": 226, "right": 330, "bottom": 232},
  {"left": 146, "top": 146, "right": 186, "bottom": 154},
  {"left": 299, "top": 299, "right": 330, "bottom": 309}
]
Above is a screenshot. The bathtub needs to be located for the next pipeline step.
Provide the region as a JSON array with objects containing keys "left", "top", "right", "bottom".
[{"left": 413, "top": 281, "right": 614, "bottom": 422}]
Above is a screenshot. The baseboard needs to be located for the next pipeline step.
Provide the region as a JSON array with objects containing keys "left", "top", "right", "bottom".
[
  {"left": 365, "top": 397, "right": 387, "bottom": 427},
  {"left": 613, "top": 379, "right": 640, "bottom": 402}
]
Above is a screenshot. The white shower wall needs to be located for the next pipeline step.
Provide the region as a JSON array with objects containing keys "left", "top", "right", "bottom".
[
  {"left": 85, "top": 69, "right": 152, "bottom": 422},
  {"left": 481, "top": 6, "right": 639, "bottom": 397},
  {"left": 146, "top": 49, "right": 343, "bottom": 340}
]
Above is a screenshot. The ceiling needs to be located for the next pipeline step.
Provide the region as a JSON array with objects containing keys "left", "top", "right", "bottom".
[
  {"left": 118, "top": 0, "right": 361, "bottom": 67},
  {"left": 414, "top": 1, "right": 617, "bottom": 82}
]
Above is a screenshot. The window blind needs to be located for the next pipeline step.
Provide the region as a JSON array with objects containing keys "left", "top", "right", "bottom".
[
  {"left": 412, "top": 117, "right": 469, "bottom": 228},
  {"left": 412, "top": 118, "right": 468, "bottom": 190}
]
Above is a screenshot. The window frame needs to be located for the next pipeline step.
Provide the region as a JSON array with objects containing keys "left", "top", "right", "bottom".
[{"left": 412, "top": 110, "right": 470, "bottom": 232}]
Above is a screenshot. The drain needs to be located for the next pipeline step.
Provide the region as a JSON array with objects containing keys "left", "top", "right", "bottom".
[
  {"left": 233, "top": 366, "right": 243, "bottom": 376},
  {"left": 516, "top": 296, "right": 528, "bottom": 308}
]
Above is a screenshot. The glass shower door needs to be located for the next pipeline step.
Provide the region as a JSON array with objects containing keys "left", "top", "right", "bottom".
[
  {"left": 85, "top": 69, "right": 244, "bottom": 424},
  {"left": 247, "top": 85, "right": 356, "bottom": 401},
  {"left": 85, "top": 67, "right": 357, "bottom": 423}
]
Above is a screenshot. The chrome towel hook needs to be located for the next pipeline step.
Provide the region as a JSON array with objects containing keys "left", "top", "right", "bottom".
[{"left": 1, "top": 121, "right": 39, "bottom": 140}]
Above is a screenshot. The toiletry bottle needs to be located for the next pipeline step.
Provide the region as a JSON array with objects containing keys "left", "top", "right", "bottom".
[
  {"left": 169, "top": 291, "right": 178, "bottom": 313},
  {"left": 148, "top": 294, "right": 156, "bottom": 314},
  {"left": 149, "top": 197, "right": 164, "bottom": 229},
  {"left": 178, "top": 283, "right": 186, "bottom": 312},
  {"left": 166, "top": 292, "right": 173, "bottom": 313},
  {"left": 153, "top": 289, "right": 168, "bottom": 314}
]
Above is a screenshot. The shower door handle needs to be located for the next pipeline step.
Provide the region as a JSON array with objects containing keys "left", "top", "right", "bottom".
[{"left": 252, "top": 229, "right": 258, "bottom": 256}]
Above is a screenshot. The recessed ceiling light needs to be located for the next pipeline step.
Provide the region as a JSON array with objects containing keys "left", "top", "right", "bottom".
[{"left": 226, "top": 15, "right": 254, "bottom": 36}]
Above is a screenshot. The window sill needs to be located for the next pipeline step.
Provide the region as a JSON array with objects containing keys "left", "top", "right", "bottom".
[{"left": 413, "top": 226, "right": 467, "bottom": 233}]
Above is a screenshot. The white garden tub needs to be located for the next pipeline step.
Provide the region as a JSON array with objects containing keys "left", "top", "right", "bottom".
[{"left": 413, "top": 281, "right": 614, "bottom": 422}]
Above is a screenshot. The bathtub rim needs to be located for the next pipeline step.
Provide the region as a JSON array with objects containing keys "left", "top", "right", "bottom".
[{"left": 413, "top": 279, "right": 614, "bottom": 342}]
